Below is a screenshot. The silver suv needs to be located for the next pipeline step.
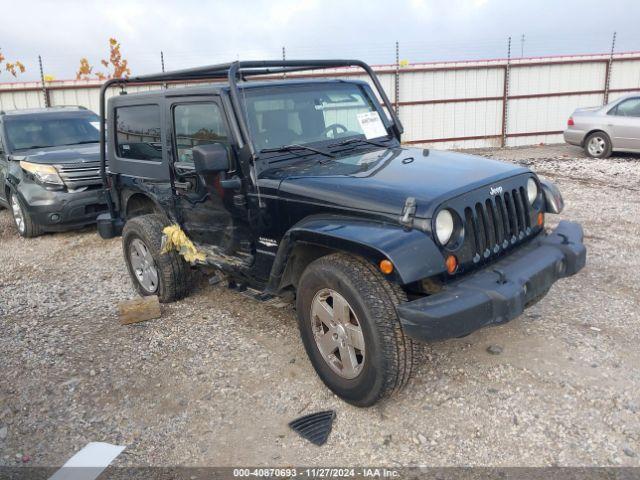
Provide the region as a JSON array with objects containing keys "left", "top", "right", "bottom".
[{"left": 564, "top": 94, "right": 640, "bottom": 158}]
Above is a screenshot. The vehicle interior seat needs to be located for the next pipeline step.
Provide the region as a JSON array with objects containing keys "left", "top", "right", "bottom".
[{"left": 256, "top": 110, "right": 298, "bottom": 148}]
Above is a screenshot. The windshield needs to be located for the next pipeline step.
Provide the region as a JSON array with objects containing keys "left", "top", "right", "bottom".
[
  {"left": 242, "top": 82, "right": 389, "bottom": 152},
  {"left": 4, "top": 113, "right": 100, "bottom": 151}
]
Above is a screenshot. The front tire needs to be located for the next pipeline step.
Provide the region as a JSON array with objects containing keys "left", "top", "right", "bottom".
[
  {"left": 10, "top": 191, "right": 43, "bottom": 238},
  {"left": 296, "top": 253, "right": 416, "bottom": 407},
  {"left": 584, "top": 131, "right": 612, "bottom": 158},
  {"left": 122, "top": 214, "right": 192, "bottom": 303}
]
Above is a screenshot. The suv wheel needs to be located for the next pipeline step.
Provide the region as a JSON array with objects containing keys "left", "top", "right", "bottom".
[
  {"left": 584, "top": 131, "right": 612, "bottom": 158},
  {"left": 122, "top": 214, "right": 192, "bottom": 303},
  {"left": 296, "top": 253, "right": 416, "bottom": 407},
  {"left": 10, "top": 191, "right": 43, "bottom": 238}
]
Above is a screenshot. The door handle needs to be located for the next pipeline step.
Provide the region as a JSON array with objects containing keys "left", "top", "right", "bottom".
[{"left": 174, "top": 181, "right": 192, "bottom": 190}]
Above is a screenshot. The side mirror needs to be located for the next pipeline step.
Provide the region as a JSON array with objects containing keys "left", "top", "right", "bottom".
[
  {"left": 540, "top": 179, "right": 564, "bottom": 214},
  {"left": 193, "top": 143, "right": 230, "bottom": 174}
]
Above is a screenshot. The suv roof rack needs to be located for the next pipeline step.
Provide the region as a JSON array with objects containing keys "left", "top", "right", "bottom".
[{"left": 98, "top": 60, "right": 403, "bottom": 218}]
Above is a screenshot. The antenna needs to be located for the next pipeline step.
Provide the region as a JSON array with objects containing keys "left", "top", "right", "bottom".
[{"left": 520, "top": 34, "right": 525, "bottom": 58}]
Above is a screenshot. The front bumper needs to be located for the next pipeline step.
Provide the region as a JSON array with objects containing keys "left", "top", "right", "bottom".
[
  {"left": 396, "top": 221, "right": 586, "bottom": 341},
  {"left": 18, "top": 185, "right": 107, "bottom": 231}
]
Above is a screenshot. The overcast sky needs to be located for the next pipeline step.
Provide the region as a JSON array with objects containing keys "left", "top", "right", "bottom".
[{"left": 1, "top": 0, "right": 639, "bottom": 82}]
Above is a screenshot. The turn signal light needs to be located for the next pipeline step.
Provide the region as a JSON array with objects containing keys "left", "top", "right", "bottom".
[
  {"left": 379, "top": 259, "right": 394, "bottom": 275},
  {"left": 445, "top": 255, "right": 458, "bottom": 274},
  {"left": 537, "top": 212, "right": 544, "bottom": 226}
]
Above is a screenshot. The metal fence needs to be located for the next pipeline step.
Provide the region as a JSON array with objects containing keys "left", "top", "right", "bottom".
[{"left": 1, "top": 49, "right": 639, "bottom": 149}]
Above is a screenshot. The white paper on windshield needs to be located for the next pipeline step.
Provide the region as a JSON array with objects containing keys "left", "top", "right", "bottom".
[
  {"left": 89, "top": 121, "right": 101, "bottom": 131},
  {"left": 356, "top": 111, "right": 387, "bottom": 140}
]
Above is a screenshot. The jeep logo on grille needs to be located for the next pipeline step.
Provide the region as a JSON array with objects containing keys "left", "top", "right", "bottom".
[{"left": 490, "top": 186, "right": 503, "bottom": 196}]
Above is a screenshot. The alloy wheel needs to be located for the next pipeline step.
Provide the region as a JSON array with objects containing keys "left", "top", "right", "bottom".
[
  {"left": 310, "top": 288, "right": 366, "bottom": 379},
  {"left": 588, "top": 136, "right": 606, "bottom": 156},
  {"left": 10, "top": 194, "right": 25, "bottom": 234},
  {"left": 129, "top": 238, "right": 159, "bottom": 293}
]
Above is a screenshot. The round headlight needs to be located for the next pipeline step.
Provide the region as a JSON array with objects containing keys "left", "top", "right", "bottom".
[
  {"left": 435, "top": 209, "right": 454, "bottom": 245},
  {"left": 527, "top": 178, "right": 539, "bottom": 205}
]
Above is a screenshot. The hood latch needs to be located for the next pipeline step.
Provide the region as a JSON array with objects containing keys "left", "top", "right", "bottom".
[{"left": 399, "top": 197, "right": 417, "bottom": 229}]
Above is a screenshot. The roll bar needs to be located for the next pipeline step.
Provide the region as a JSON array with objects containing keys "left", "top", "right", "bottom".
[{"left": 99, "top": 60, "right": 404, "bottom": 217}]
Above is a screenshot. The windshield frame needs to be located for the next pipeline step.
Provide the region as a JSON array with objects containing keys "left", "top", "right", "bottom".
[
  {"left": 3, "top": 112, "right": 101, "bottom": 153},
  {"left": 238, "top": 80, "right": 397, "bottom": 165}
]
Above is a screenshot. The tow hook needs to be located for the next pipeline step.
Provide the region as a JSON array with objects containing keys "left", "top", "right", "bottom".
[{"left": 493, "top": 269, "right": 508, "bottom": 285}]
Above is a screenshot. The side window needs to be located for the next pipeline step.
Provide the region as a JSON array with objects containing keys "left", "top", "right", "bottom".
[
  {"left": 115, "top": 105, "right": 162, "bottom": 161},
  {"left": 611, "top": 98, "right": 640, "bottom": 117},
  {"left": 173, "top": 103, "right": 228, "bottom": 163}
]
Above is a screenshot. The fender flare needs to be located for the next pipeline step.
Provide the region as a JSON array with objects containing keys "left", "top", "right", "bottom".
[
  {"left": 266, "top": 214, "right": 445, "bottom": 292},
  {"left": 4, "top": 164, "right": 23, "bottom": 199},
  {"left": 121, "top": 189, "right": 166, "bottom": 218}
]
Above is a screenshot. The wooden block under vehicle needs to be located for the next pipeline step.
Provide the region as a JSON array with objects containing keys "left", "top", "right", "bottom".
[{"left": 118, "top": 295, "right": 161, "bottom": 325}]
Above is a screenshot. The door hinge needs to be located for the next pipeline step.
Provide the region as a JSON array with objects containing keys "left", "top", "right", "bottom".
[
  {"left": 399, "top": 196, "right": 417, "bottom": 228},
  {"left": 233, "top": 194, "right": 247, "bottom": 208}
]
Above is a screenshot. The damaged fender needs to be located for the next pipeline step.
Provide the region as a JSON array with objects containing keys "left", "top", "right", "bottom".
[{"left": 266, "top": 214, "right": 445, "bottom": 292}]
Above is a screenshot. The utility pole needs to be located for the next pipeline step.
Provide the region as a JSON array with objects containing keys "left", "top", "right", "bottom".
[
  {"left": 282, "top": 46, "right": 286, "bottom": 79},
  {"left": 160, "top": 51, "right": 167, "bottom": 89},
  {"left": 38, "top": 55, "right": 50, "bottom": 108}
]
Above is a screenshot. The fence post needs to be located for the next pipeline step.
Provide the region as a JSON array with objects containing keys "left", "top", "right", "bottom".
[
  {"left": 394, "top": 41, "right": 400, "bottom": 116},
  {"left": 603, "top": 31, "right": 616, "bottom": 104},
  {"left": 38, "top": 55, "right": 50, "bottom": 108},
  {"left": 501, "top": 37, "right": 511, "bottom": 148}
]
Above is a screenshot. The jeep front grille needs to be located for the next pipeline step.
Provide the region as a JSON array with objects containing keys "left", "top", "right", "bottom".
[
  {"left": 464, "top": 186, "right": 534, "bottom": 264},
  {"left": 56, "top": 161, "right": 103, "bottom": 190}
]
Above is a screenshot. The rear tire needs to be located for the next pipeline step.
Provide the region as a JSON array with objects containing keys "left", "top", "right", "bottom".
[
  {"left": 296, "top": 253, "right": 416, "bottom": 407},
  {"left": 10, "top": 191, "right": 43, "bottom": 238},
  {"left": 122, "top": 214, "right": 192, "bottom": 303},
  {"left": 584, "top": 131, "right": 612, "bottom": 158}
]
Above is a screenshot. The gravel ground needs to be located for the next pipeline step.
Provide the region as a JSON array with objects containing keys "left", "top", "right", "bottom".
[{"left": 0, "top": 144, "right": 639, "bottom": 467}]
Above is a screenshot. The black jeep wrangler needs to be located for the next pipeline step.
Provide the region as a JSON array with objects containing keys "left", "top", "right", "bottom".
[
  {"left": 97, "top": 60, "right": 586, "bottom": 406},
  {"left": 0, "top": 106, "right": 107, "bottom": 237}
]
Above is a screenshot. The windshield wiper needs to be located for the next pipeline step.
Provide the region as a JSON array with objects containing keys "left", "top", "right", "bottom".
[
  {"left": 261, "top": 144, "right": 335, "bottom": 159},
  {"left": 328, "top": 137, "right": 389, "bottom": 149},
  {"left": 60, "top": 140, "right": 99, "bottom": 146},
  {"left": 16, "top": 145, "right": 56, "bottom": 150}
]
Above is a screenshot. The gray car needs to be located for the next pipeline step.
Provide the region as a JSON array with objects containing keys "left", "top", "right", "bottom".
[
  {"left": 0, "top": 107, "right": 107, "bottom": 237},
  {"left": 564, "top": 94, "right": 640, "bottom": 158}
]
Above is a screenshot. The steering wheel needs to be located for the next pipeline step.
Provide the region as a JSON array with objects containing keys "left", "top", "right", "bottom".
[{"left": 322, "top": 123, "right": 349, "bottom": 139}]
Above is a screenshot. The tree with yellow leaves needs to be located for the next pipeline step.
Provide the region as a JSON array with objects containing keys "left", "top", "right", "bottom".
[
  {"left": 76, "top": 37, "right": 131, "bottom": 81},
  {"left": 0, "top": 48, "right": 26, "bottom": 77}
]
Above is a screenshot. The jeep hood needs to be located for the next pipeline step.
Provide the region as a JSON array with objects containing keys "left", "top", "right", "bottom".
[
  {"left": 12, "top": 143, "right": 99, "bottom": 165},
  {"left": 265, "top": 147, "right": 529, "bottom": 218}
]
